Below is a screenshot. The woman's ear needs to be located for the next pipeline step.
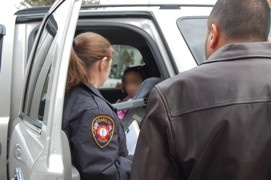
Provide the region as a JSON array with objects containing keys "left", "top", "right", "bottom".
[
  {"left": 102, "top": 56, "right": 108, "bottom": 62},
  {"left": 98, "top": 57, "right": 108, "bottom": 71}
]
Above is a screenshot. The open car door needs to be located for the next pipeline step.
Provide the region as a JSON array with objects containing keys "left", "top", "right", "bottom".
[
  {"left": 8, "top": 0, "right": 81, "bottom": 179},
  {"left": 0, "top": 24, "right": 8, "bottom": 180}
]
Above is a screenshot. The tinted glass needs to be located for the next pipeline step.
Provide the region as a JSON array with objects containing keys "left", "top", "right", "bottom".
[
  {"left": 102, "top": 45, "right": 144, "bottom": 88},
  {"left": 177, "top": 18, "right": 208, "bottom": 64},
  {"left": 38, "top": 67, "right": 51, "bottom": 121}
]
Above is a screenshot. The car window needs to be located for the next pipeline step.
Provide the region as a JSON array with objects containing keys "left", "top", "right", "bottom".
[
  {"left": 178, "top": 17, "right": 271, "bottom": 65},
  {"left": 0, "top": 24, "right": 6, "bottom": 73},
  {"left": 177, "top": 18, "right": 208, "bottom": 65},
  {"left": 23, "top": 15, "right": 57, "bottom": 127},
  {"left": 38, "top": 66, "right": 51, "bottom": 121},
  {"left": 101, "top": 45, "right": 145, "bottom": 88}
]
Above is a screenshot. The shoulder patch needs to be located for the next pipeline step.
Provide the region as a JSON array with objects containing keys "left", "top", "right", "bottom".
[{"left": 91, "top": 115, "right": 114, "bottom": 148}]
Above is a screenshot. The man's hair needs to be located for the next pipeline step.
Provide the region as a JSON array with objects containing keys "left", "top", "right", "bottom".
[{"left": 208, "top": 0, "right": 270, "bottom": 41}]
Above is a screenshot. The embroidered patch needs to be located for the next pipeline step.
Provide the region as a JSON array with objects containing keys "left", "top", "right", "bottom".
[{"left": 92, "top": 116, "right": 114, "bottom": 148}]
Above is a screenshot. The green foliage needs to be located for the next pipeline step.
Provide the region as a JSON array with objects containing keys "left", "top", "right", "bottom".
[
  {"left": 24, "top": 0, "right": 54, "bottom": 6},
  {"left": 82, "top": 0, "right": 100, "bottom": 5},
  {"left": 24, "top": 0, "right": 100, "bottom": 6}
]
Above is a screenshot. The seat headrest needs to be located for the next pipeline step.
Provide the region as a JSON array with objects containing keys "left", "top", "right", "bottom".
[{"left": 133, "top": 77, "right": 161, "bottom": 99}]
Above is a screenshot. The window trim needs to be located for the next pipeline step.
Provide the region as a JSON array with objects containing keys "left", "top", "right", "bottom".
[
  {"left": 27, "top": 26, "right": 40, "bottom": 59},
  {"left": 24, "top": 14, "right": 58, "bottom": 114},
  {"left": 23, "top": 16, "right": 58, "bottom": 129},
  {"left": 30, "top": 56, "right": 52, "bottom": 121},
  {"left": 22, "top": 0, "right": 64, "bottom": 114},
  {"left": 19, "top": 113, "right": 42, "bottom": 134},
  {"left": 24, "top": 31, "right": 54, "bottom": 115},
  {"left": 0, "top": 24, "right": 6, "bottom": 73}
]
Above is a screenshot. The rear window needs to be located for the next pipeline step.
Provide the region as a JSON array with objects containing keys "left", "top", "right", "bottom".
[
  {"left": 177, "top": 18, "right": 208, "bottom": 64},
  {"left": 101, "top": 44, "right": 145, "bottom": 88}
]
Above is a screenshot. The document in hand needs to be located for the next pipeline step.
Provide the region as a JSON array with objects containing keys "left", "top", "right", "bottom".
[{"left": 125, "top": 120, "right": 140, "bottom": 155}]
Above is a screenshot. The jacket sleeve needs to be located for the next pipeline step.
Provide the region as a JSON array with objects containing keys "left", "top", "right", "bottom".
[
  {"left": 130, "top": 87, "right": 181, "bottom": 180},
  {"left": 70, "top": 107, "right": 132, "bottom": 180}
]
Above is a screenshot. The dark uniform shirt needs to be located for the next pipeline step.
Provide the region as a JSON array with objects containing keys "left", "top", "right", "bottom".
[{"left": 63, "top": 83, "right": 132, "bottom": 180}]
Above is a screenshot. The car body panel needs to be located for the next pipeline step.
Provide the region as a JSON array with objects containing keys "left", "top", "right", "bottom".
[
  {"left": 8, "top": 0, "right": 81, "bottom": 179},
  {"left": 153, "top": 7, "right": 212, "bottom": 71},
  {"left": 0, "top": 8, "right": 17, "bottom": 180}
]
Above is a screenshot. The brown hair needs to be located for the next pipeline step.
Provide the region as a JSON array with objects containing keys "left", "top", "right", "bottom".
[{"left": 66, "top": 32, "right": 113, "bottom": 92}]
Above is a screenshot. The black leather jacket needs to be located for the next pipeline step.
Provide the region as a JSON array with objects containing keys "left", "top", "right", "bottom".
[{"left": 131, "top": 42, "right": 271, "bottom": 180}]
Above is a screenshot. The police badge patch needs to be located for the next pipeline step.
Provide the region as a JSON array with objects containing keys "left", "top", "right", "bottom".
[{"left": 92, "top": 116, "right": 114, "bottom": 148}]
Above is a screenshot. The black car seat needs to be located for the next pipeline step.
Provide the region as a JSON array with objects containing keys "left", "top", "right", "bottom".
[{"left": 121, "top": 77, "right": 161, "bottom": 130}]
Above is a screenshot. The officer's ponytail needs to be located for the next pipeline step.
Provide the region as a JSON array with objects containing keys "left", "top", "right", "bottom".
[
  {"left": 66, "top": 48, "right": 89, "bottom": 92},
  {"left": 66, "top": 32, "right": 113, "bottom": 92}
]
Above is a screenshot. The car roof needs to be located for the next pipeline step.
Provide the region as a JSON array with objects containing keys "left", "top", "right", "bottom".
[
  {"left": 15, "top": 2, "right": 214, "bottom": 19},
  {"left": 15, "top": 0, "right": 216, "bottom": 15},
  {"left": 99, "top": 0, "right": 217, "bottom": 5}
]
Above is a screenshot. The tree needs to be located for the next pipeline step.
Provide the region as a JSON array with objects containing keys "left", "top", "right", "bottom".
[
  {"left": 24, "top": 0, "right": 54, "bottom": 6},
  {"left": 82, "top": 0, "right": 100, "bottom": 5},
  {"left": 23, "top": 0, "right": 100, "bottom": 7}
]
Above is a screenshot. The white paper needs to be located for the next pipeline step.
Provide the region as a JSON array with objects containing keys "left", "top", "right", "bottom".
[{"left": 125, "top": 120, "right": 140, "bottom": 155}]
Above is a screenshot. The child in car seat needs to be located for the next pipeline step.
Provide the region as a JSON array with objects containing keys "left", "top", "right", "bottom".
[{"left": 117, "top": 66, "right": 144, "bottom": 120}]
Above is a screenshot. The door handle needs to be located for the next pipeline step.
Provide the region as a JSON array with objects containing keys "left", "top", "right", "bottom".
[
  {"left": 0, "top": 142, "right": 1, "bottom": 156},
  {"left": 11, "top": 167, "right": 24, "bottom": 180}
]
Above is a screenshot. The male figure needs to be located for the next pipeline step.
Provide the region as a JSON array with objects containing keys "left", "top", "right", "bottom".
[{"left": 131, "top": 0, "right": 271, "bottom": 179}]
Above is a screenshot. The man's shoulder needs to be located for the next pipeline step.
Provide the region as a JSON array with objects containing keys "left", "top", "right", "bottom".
[
  {"left": 154, "top": 53, "right": 271, "bottom": 117},
  {"left": 153, "top": 59, "right": 237, "bottom": 116},
  {"left": 157, "top": 64, "right": 208, "bottom": 90}
]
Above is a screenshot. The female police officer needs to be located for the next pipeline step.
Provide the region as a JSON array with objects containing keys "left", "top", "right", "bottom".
[{"left": 62, "top": 32, "right": 132, "bottom": 180}]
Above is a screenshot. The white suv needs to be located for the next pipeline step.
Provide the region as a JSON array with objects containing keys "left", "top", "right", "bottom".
[{"left": 0, "top": 0, "right": 214, "bottom": 179}]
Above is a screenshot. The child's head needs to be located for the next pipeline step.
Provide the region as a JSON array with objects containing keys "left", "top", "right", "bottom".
[{"left": 122, "top": 67, "right": 144, "bottom": 98}]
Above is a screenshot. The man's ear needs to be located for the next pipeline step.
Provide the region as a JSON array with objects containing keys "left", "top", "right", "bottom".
[{"left": 209, "top": 24, "right": 219, "bottom": 49}]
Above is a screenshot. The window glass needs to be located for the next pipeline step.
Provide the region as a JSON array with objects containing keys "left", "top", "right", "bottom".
[
  {"left": 23, "top": 16, "right": 57, "bottom": 124},
  {"left": 177, "top": 18, "right": 208, "bottom": 64},
  {"left": 38, "top": 67, "right": 51, "bottom": 121},
  {"left": 101, "top": 45, "right": 145, "bottom": 88},
  {"left": 178, "top": 18, "right": 271, "bottom": 64}
]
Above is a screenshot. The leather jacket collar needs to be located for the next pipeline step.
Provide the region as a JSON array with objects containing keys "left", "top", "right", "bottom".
[{"left": 202, "top": 42, "right": 271, "bottom": 65}]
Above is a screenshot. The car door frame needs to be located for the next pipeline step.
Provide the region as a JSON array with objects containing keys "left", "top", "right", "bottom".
[
  {"left": 0, "top": 24, "right": 8, "bottom": 180},
  {"left": 8, "top": 0, "right": 81, "bottom": 179}
]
